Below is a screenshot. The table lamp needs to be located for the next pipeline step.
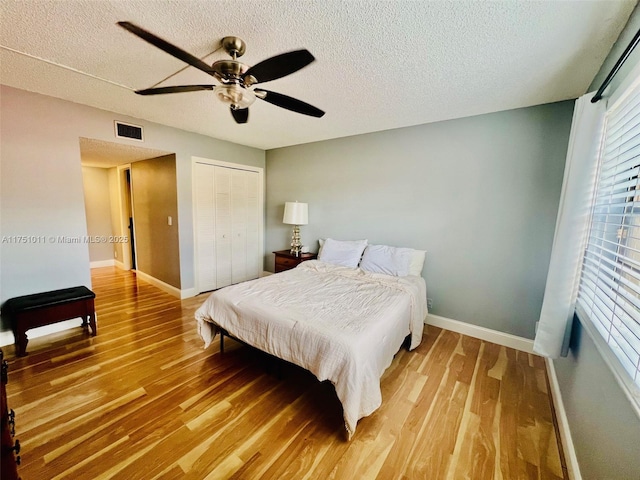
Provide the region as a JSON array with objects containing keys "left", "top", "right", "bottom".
[{"left": 283, "top": 201, "right": 308, "bottom": 256}]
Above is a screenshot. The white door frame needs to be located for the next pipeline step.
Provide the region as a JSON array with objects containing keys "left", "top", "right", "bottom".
[
  {"left": 117, "top": 164, "right": 137, "bottom": 271},
  {"left": 192, "top": 156, "right": 264, "bottom": 295}
]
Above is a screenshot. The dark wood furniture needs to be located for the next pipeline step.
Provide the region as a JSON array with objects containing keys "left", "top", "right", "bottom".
[
  {"left": 2, "top": 286, "right": 96, "bottom": 357},
  {"left": 273, "top": 250, "right": 317, "bottom": 273},
  {"left": 1, "top": 349, "right": 20, "bottom": 480}
]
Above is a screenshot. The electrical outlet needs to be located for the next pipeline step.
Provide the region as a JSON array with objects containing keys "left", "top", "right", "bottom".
[
  {"left": 114, "top": 251, "right": 118, "bottom": 258},
  {"left": 427, "top": 298, "right": 433, "bottom": 310}
]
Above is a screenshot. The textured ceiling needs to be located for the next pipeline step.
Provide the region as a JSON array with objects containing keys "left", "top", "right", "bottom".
[{"left": 0, "top": 0, "right": 636, "bottom": 150}]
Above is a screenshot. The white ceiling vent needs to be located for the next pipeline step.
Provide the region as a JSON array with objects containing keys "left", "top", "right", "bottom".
[{"left": 114, "top": 121, "right": 143, "bottom": 142}]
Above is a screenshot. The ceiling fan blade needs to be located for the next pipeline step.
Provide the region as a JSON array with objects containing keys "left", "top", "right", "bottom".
[
  {"left": 255, "top": 89, "right": 325, "bottom": 118},
  {"left": 118, "top": 21, "right": 215, "bottom": 76},
  {"left": 231, "top": 107, "right": 249, "bottom": 124},
  {"left": 243, "top": 50, "right": 315, "bottom": 84},
  {"left": 136, "top": 85, "right": 215, "bottom": 95}
]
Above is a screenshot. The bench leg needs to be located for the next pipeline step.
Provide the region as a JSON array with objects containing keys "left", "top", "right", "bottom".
[
  {"left": 89, "top": 312, "right": 97, "bottom": 336},
  {"left": 83, "top": 313, "right": 97, "bottom": 336},
  {"left": 13, "top": 328, "right": 28, "bottom": 357}
]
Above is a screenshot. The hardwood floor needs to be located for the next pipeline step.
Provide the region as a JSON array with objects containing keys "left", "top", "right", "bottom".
[{"left": 4, "top": 267, "right": 567, "bottom": 479}]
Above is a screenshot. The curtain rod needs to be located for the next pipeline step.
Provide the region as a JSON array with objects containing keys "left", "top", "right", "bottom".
[{"left": 591, "top": 28, "right": 640, "bottom": 103}]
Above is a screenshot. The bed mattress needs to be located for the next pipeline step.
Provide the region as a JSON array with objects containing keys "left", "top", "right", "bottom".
[{"left": 195, "top": 260, "right": 427, "bottom": 438}]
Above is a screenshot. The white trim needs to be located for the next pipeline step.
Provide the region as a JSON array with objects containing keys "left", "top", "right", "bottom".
[
  {"left": 545, "top": 358, "right": 582, "bottom": 480},
  {"left": 424, "top": 315, "right": 578, "bottom": 477},
  {"left": 90, "top": 259, "right": 115, "bottom": 268},
  {"left": 114, "top": 260, "right": 125, "bottom": 270},
  {"left": 191, "top": 157, "right": 265, "bottom": 295},
  {"left": 0, "top": 330, "right": 14, "bottom": 347},
  {"left": 133, "top": 271, "right": 195, "bottom": 299},
  {"left": 180, "top": 288, "right": 197, "bottom": 299},
  {"left": 135, "top": 270, "right": 182, "bottom": 299},
  {"left": 0, "top": 316, "right": 91, "bottom": 347},
  {"left": 260, "top": 271, "right": 273, "bottom": 277},
  {"left": 192, "top": 156, "right": 264, "bottom": 173},
  {"left": 425, "top": 314, "right": 534, "bottom": 353},
  {"left": 116, "top": 164, "right": 135, "bottom": 271}
]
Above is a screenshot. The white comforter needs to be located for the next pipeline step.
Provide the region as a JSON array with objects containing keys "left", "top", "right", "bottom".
[{"left": 194, "top": 260, "right": 427, "bottom": 438}]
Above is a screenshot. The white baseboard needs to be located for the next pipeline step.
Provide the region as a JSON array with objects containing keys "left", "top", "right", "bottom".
[
  {"left": 180, "top": 288, "right": 197, "bottom": 299},
  {"left": 90, "top": 259, "right": 115, "bottom": 268},
  {"left": 0, "top": 316, "right": 95, "bottom": 347},
  {"left": 545, "top": 358, "right": 582, "bottom": 480},
  {"left": 114, "top": 260, "right": 125, "bottom": 270},
  {"left": 425, "top": 314, "right": 534, "bottom": 353},
  {"left": 260, "top": 271, "right": 274, "bottom": 277},
  {"left": 132, "top": 271, "right": 196, "bottom": 299},
  {"left": 134, "top": 270, "right": 195, "bottom": 299},
  {"left": 134, "top": 270, "right": 183, "bottom": 299},
  {"left": 425, "top": 314, "right": 578, "bottom": 478}
]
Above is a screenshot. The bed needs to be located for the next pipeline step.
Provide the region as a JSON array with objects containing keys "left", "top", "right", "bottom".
[{"left": 195, "top": 246, "right": 427, "bottom": 439}]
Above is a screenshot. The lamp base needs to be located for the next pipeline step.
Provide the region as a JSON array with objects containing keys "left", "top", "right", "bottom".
[{"left": 290, "top": 225, "right": 302, "bottom": 257}]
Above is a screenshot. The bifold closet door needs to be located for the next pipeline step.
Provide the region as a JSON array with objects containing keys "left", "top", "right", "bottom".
[
  {"left": 245, "top": 172, "right": 260, "bottom": 279},
  {"left": 231, "top": 170, "right": 247, "bottom": 284},
  {"left": 230, "top": 170, "right": 261, "bottom": 283},
  {"left": 194, "top": 163, "right": 216, "bottom": 292},
  {"left": 195, "top": 163, "right": 262, "bottom": 293},
  {"left": 214, "top": 167, "right": 232, "bottom": 289}
]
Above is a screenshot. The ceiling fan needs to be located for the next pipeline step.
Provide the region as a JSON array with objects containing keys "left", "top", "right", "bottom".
[{"left": 117, "top": 21, "right": 325, "bottom": 124}]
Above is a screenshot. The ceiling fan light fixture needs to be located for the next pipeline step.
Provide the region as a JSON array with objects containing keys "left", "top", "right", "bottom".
[
  {"left": 117, "top": 23, "right": 324, "bottom": 122},
  {"left": 214, "top": 84, "right": 256, "bottom": 109}
]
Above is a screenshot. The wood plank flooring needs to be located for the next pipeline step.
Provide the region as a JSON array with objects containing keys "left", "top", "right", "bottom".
[{"left": 3, "top": 267, "right": 567, "bottom": 479}]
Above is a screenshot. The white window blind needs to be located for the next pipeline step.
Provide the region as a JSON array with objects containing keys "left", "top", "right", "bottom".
[{"left": 576, "top": 84, "right": 640, "bottom": 390}]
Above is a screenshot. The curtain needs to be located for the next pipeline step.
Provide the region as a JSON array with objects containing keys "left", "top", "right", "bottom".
[{"left": 533, "top": 93, "right": 606, "bottom": 358}]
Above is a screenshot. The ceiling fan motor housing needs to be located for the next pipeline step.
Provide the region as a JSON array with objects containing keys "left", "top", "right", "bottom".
[
  {"left": 211, "top": 59, "right": 249, "bottom": 81},
  {"left": 211, "top": 55, "right": 256, "bottom": 109}
]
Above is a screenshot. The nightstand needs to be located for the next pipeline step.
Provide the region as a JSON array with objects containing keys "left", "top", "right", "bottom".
[{"left": 273, "top": 250, "right": 317, "bottom": 273}]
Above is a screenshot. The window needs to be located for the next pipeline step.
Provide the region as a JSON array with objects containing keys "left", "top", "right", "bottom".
[{"left": 576, "top": 82, "right": 640, "bottom": 391}]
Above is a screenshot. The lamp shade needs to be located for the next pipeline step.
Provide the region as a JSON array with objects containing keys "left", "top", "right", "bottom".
[{"left": 283, "top": 202, "right": 308, "bottom": 225}]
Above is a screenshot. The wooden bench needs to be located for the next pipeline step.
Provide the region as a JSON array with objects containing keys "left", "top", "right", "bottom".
[{"left": 2, "top": 286, "right": 96, "bottom": 357}]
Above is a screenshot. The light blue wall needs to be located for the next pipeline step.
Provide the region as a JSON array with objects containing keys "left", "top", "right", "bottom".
[
  {"left": 556, "top": 317, "right": 640, "bottom": 479},
  {"left": 553, "top": 7, "right": 640, "bottom": 479},
  {"left": 265, "top": 101, "right": 574, "bottom": 339}
]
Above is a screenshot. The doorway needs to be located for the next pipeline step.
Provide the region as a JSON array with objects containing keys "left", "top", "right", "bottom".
[
  {"left": 78, "top": 137, "right": 174, "bottom": 273},
  {"left": 121, "top": 166, "right": 136, "bottom": 270}
]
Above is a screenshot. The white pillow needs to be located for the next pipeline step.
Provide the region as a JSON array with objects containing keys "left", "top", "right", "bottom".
[
  {"left": 318, "top": 238, "right": 325, "bottom": 256},
  {"left": 359, "top": 244, "right": 414, "bottom": 276},
  {"left": 408, "top": 249, "right": 426, "bottom": 276},
  {"left": 317, "top": 238, "right": 368, "bottom": 268}
]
